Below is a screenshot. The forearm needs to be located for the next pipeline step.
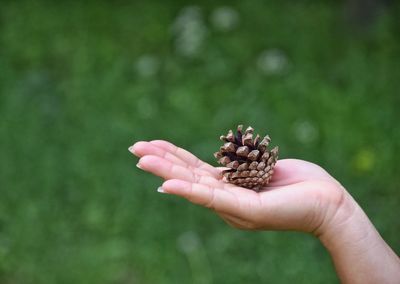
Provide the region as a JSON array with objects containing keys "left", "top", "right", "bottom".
[{"left": 319, "top": 191, "right": 400, "bottom": 284}]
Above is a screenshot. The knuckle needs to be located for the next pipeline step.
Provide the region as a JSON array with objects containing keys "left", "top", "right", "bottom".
[
  {"left": 205, "top": 188, "right": 216, "bottom": 209},
  {"left": 192, "top": 172, "right": 201, "bottom": 183}
]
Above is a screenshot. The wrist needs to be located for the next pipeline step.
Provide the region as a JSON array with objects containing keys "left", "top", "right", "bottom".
[
  {"left": 318, "top": 190, "right": 371, "bottom": 251},
  {"left": 318, "top": 191, "right": 377, "bottom": 254}
]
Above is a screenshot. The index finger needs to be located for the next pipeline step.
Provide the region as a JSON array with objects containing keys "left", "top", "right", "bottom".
[
  {"left": 160, "top": 179, "right": 240, "bottom": 215},
  {"left": 150, "top": 140, "right": 220, "bottom": 177}
]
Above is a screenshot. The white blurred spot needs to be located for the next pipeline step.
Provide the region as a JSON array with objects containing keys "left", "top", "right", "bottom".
[
  {"left": 257, "top": 49, "right": 289, "bottom": 75},
  {"left": 134, "top": 55, "right": 160, "bottom": 78},
  {"left": 210, "top": 6, "right": 239, "bottom": 32},
  {"left": 293, "top": 120, "right": 318, "bottom": 144},
  {"left": 177, "top": 231, "right": 200, "bottom": 254},
  {"left": 136, "top": 96, "right": 157, "bottom": 119},
  {"left": 171, "top": 6, "right": 207, "bottom": 57}
]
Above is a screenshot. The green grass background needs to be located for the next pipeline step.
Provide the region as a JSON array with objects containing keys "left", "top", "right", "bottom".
[{"left": 1, "top": 1, "right": 399, "bottom": 283}]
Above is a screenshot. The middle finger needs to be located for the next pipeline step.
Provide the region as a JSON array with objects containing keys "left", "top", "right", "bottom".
[{"left": 137, "top": 155, "right": 222, "bottom": 187}]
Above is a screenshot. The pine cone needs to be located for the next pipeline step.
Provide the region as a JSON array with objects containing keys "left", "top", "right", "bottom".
[{"left": 214, "top": 125, "right": 279, "bottom": 192}]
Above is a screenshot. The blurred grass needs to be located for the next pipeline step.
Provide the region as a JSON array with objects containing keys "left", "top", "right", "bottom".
[{"left": 1, "top": 0, "right": 400, "bottom": 283}]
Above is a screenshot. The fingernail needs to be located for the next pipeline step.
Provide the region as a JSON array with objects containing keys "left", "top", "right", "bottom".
[
  {"left": 157, "top": 187, "right": 166, "bottom": 193},
  {"left": 128, "top": 146, "right": 136, "bottom": 154},
  {"left": 136, "top": 163, "right": 142, "bottom": 169}
]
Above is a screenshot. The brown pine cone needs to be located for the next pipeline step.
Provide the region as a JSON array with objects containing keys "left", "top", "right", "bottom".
[{"left": 214, "top": 125, "right": 279, "bottom": 192}]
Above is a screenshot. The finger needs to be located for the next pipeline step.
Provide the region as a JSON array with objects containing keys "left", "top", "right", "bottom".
[
  {"left": 150, "top": 140, "right": 220, "bottom": 176},
  {"left": 129, "top": 141, "right": 188, "bottom": 167},
  {"left": 137, "top": 155, "right": 220, "bottom": 186},
  {"left": 161, "top": 179, "right": 240, "bottom": 215}
]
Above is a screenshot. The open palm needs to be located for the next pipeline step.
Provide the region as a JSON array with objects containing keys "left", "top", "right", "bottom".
[{"left": 130, "top": 140, "right": 345, "bottom": 235}]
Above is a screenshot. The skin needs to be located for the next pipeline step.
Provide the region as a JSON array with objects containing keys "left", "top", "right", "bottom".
[{"left": 129, "top": 140, "right": 400, "bottom": 283}]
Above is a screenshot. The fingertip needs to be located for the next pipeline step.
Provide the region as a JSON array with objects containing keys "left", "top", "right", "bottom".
[
  {"left": 157, "top": 187, "right": 166, "bottom": 193},
  {"left": 137, "top": 155, "right": 161, "bottom": 169},
  {"left": 129, "top": 141, "right": 147, "bottom": 156},
  {"left": 162, "top": 179, "right": 190, "bottom": 194},
  {"left": 128, "top": 147, "right": 135, "bottom": 155},
  {"left": 132, "top": 141, "right": 170, "bottom": 159}
]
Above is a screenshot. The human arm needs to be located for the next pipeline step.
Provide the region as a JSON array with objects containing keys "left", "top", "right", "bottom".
[
  {"left": 129, "top": 140, "right": 400, "bottom": 283},
  {"left": 318, "top": 192, "right": 400, "bottom": 284}
]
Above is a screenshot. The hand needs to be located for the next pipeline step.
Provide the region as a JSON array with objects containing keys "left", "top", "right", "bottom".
[
  {"left": 129, "top": 140, "right": 347, "bottom": 235},
  {"left": 131, "top": 140, "right": 400, "bottom": 283}
]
